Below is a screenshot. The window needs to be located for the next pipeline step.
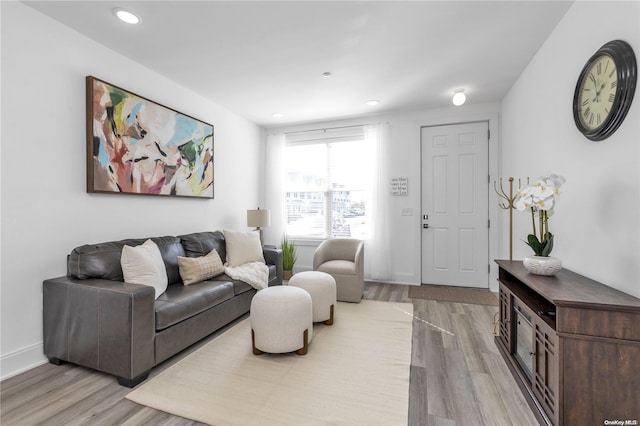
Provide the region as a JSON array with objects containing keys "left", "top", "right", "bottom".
[{"left": 284, "top": 126, "right": 373, "bottom": 239}]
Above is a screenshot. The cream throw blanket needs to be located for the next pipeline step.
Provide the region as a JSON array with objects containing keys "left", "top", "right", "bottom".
[{"left": 224, "top": 261, "right": 269, "bottom": 290}]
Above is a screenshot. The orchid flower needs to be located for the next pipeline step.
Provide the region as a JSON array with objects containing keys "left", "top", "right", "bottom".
[{"left": 513, "top": 174, "right": 565, "bottom": 257}]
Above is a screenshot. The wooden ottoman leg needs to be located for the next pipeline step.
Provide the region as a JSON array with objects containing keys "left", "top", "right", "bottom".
[
  {"left": 324, "top": 304, "right": 334, "bottom": 326},
  {"left": 295, "top": 329, "right": 309, "bottom": 355},
  {"left": 252, "top": 329, "right": 264, "bottom": 355}
]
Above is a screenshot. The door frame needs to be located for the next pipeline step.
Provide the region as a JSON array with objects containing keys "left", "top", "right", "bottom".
[{"left": 419, "top": 116, "right": 501, "bottom": 291}]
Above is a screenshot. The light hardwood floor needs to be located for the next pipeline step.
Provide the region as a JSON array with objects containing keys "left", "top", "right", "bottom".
[{"left": 1, "top": 283, "right": 539, "bottom": 426}]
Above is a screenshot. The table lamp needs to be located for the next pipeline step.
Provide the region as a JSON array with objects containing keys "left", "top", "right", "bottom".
[{"left": 247, "top": 207, "right": 270, "bottom": 244}]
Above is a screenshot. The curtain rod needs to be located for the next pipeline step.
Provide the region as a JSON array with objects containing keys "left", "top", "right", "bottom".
[{"left": 284, "top": 124, "right": 365, "bottom": 135}]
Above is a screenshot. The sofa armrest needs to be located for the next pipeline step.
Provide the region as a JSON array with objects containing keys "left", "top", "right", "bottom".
[
  {"left": 263, "top": 246, "right": 283, "bottom": 285},
  {"left": 43, "top": 276, "right": 155, "bottom": 384}
]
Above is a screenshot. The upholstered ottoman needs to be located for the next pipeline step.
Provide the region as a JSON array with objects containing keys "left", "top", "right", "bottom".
[
  {"left": 288, "top": 271, "right": 336, "bottom": 325},
  {"left": 250, "top": 286, "right": 313, "bottom": 355}
]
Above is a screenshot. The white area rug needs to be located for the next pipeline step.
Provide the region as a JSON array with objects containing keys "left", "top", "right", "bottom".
[{"left": 126, "top": 300, "right": 413, "bottom": 425}]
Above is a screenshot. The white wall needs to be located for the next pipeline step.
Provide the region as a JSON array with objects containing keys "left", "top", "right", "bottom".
[
  {"left": 0, "top": 3, "right": 263, "bottom": 379},
  {"left": 501, "top": 1, "right": 640, "bottom": 297},
  {"left": 266, "top": 102, "right": 502, "bottom": 287}
]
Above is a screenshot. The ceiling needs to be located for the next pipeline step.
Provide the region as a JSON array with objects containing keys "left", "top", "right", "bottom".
[{"left": 24, "top": 1, "right": 573, "bottom": 128}]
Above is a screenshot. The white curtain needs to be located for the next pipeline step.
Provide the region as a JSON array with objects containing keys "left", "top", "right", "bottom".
[
  {"left": 264, "top": 132, "right": 286, "bottom": 247},
  {"left": 365, "top": 123, "right": 392, "bottom": 281}
]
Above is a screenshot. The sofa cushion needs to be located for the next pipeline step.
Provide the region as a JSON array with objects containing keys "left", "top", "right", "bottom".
[
  {"left": 223, "top": 229, "right": 265, "bottom": 267},
  {"left": 211, "top": 274, "right": 254, "bottom": 295},
  {"left": 232, "top": 280, "right": 254, "bottom": 295},
  {"left": 121, "top": 239, "right": 168, "bottom": 299},
  {"left": 68, "top": 236, "right": 185, "bottom": 285},
  {"left": 153, "top": 236, "right": 187, "bottom": 285},
  {"left": 177, "top": 249, "right": 224, "bottom": 285},
  {"left": 179, "top": 231, "right": 227, "bottom": 262},
  {"left": 155, "top": 280, "right": 235, "bottom": 330},
  {"left": 316, "top": 259, "right": 357, "bottom": 275}
]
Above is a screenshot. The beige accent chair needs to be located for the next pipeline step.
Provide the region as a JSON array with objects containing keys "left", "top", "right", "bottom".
[{"left": 313, "top": 238, "right": 364, "bottom": 303}]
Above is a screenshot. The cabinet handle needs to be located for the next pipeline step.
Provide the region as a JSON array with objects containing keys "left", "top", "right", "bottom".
[{"left": 529, "top": 352, "right": 536, "bottom": 356}]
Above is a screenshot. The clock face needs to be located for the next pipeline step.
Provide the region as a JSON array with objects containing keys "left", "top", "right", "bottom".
[
  {"left": 573, "top": 40, "right": 637, "bottom": 141},
  {"left": 577, "top": 54, "right": 618, "bottom": 130}
]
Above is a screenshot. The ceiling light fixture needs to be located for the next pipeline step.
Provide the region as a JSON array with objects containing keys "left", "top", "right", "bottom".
[
  {"left": 366, "top": 100, "right": 380, "bottom": 106},
  {"left": 452, "top": 90, "right": 466, "bottom": 106},
  {"left": 322, "top": 72, "right": 333, "bottom": 78},
  {"left": 272, "top": 113, "right": 284, "bottom": 118},
  {"left": 114, "top": 8, "right": 141, "bottom": 24}
]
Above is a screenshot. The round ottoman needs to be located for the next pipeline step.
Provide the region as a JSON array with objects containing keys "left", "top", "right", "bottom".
[
  {"left": 250, "top": 286, "right": 313, "bottom": 355},
  {"left": 288, "top": 271, "right": 337, "bottom": 325}
]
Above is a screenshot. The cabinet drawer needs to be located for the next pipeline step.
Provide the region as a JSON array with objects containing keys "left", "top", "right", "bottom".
[{"left": 558, "top": 307, "right": 640, "bottom": 341}]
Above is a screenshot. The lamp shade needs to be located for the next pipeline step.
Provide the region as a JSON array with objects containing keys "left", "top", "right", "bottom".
[{"left": 247, "top": 208, "right": 271, "bottom": 228}]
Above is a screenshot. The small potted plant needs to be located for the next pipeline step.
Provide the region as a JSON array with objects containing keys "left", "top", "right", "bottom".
[
  {"left": 281, "top": 234, "right": 297, "bottom": 280},
  {"left": 514, "top": 174, "right": 566, "bottom": 276}
]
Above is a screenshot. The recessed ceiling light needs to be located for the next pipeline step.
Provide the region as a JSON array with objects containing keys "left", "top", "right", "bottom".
[
  {"left": 322, "top": 72, "right": 333, "bottom": 78},
  {"left": 366, "top": 100, "right": 380, "bottom": 106},
  {"left": 114, "top": 8, "right": 141, "bottom": 24},
  {"left": 272, "top": 113, "right": 284, "bottom": 118}
]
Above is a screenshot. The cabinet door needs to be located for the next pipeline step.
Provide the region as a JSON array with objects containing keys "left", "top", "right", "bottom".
[
  {"left": 498, "top": 283, "right": 513, "bottom": 351},
  {"left": 533, "top": 318, "right": 559, "bottom": 425}
]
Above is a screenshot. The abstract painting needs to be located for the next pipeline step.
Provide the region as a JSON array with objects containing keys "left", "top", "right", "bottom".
[{"left": 86, "top": 76, "right": 214, "bottom": 198}]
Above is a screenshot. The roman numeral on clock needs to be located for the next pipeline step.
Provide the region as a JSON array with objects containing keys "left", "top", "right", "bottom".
[{"left": 609, "top": 93, "right": 615, "bottom": 103}]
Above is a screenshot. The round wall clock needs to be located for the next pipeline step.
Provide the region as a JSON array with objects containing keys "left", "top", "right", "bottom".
[{"left": 573, "top": 39, "right": 637, "bottom": 141}]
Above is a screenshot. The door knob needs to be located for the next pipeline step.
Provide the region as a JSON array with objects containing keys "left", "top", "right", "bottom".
[{"left": 423, "top": 224, "right": 429, "bottom": 229}]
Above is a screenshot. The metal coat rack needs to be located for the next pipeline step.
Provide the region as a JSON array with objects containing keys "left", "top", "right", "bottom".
[{"left": 494, "top": 177, "right": 527, "bottom": 260}]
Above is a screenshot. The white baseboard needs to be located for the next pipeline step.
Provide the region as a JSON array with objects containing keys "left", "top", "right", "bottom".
[{"left": 1, "top": 342, "right": 48, "bottom": 381}]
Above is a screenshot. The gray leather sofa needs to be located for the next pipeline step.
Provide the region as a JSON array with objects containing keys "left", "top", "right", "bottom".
[{"left": 43, "top": 231, "right": 282, "bottom": 387}]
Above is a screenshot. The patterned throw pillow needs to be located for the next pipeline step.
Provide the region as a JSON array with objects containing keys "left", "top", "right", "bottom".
[{"left": 177, "top": 249, "right": 225, "bottom": 285}]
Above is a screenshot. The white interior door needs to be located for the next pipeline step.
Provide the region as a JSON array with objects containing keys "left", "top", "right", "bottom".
[{"left": 421, "top": 122, "right": 489, "bottom": 288}]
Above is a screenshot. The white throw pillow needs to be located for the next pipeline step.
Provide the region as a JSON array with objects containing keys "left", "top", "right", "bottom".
[
  {"left": 177, "top": 249, "right": 225, "bottom": 285},
  {"left": 121, "top": 239, "right": 168, "bottom": 299},
  {"left": 223, "top": 229, "right": 265, "bottom": 267}
]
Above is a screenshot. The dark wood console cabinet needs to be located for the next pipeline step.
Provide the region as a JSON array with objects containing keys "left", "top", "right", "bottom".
[{"left": 495, "top": 260, "right": 640, "bottom": 425}]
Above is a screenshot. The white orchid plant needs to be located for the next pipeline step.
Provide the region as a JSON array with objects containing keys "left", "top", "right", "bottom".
[{"left": 513, "top": 174, "right": 566, "bottom": 257}]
